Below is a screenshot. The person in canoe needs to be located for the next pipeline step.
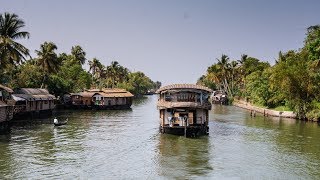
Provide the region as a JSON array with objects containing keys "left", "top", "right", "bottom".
[{"left": 54, "top": 117, "right": 68, "bottom": 126}]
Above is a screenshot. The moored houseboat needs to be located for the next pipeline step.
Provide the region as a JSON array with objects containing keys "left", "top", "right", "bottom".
[
  {"left": 11, "top": 88, "right": 56, "bottom": 118},
  {"left": 70, "top": 88, "right": 134, "bottom": 109},
  {"left": 0, "top": 85, "right": 14, "bottom": 132},
  {"left": 156, "top": 84, "right": 212, "bottom": 137}
]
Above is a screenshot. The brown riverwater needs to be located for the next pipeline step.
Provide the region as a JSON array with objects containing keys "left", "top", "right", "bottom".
[{"left": 1, "top": 95, "right": 320, "bottom": 179}]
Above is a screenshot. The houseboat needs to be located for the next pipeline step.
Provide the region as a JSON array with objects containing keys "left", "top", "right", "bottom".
[
  {"left": 11, "top": 88, "right": 56, "bottom": 118},
  {"left": 156, "top": 84, "right": 213, "bottom": 137},
  {"left": 0, "top": 85, "right": 14, "bottom": 132},
  {"left": 70, "top": 88, "right": 134, "bottom": 109}
]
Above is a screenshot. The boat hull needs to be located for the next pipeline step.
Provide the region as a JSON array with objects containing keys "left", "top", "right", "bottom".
[{"left": 160, "top": 125, "right": 209, "bottom": 137}]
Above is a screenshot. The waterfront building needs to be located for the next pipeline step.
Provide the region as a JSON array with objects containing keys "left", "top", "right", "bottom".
[
  {"left": 70, "top": 88, "right": 134, "bottom": 109},
  {"left": 12, "top": 88, "right": 56, "bottom": 118}
]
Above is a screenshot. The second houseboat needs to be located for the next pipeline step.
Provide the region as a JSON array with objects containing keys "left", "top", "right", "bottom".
[{"left": 70, "top": 88, "right": 134, "bottom": 109}]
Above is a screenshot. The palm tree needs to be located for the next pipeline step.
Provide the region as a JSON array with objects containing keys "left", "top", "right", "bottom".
[
  {"left": 88, "top": 58, "right": 102, "bottom": 77},
  {"left": 216, "top": 54, "right": 231, "bottom": 95},
  {"left": 106, "top": 61, "right": 120, "bottom": 88},
  {"left": 238, "top": 54, "right": 248, "bottom": 91},
  {"left": 35, "top": 42, "right": 59, "bottom": 88},
  {"left": 238, "top": 54, "right": 247, "bottom": 65},
  {"left": 0, "top": 12, "right": 30, "bottom": 68},
  {"left": 88, "top": 58, "right": 104, "bottom": 87},
  {"left": 71, "top": 45, "right": 86, "bottom": 65}
]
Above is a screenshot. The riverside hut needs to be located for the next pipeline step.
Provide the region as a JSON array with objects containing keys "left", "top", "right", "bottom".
[
  {"left": 70, "top": 88, "right": 134, "bottom": 109},
  {"left": 0, "top": 85, "right": 14, "bottom": 132},
  {"left": 156, "top": 84, "right": 213, "bottom": 137},
  {"left": 12, "top": 88, "right": 56, "bottom": 118}
]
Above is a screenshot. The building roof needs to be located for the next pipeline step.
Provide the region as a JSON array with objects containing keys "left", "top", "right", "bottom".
[
  {"left": 0, "top": 84, "right": 13, "bottom": 93},
  {"left": 94, "top": 92, "right": 134, "bottom": 98},
  {"left": 14, "top": 88, "right": 50, "bottom": 95},
  {"left": 87, "top": 88, "right": 130, "bottom": 93},
  {"left": 13, "top": 94, "right": 56, "bottom": 101},
  {"left": 71, "top": 89, "right": 134, "bottom": 98},
  {"left": 156, "top": 84, "right": 213, "bottom": 94},
  {"left": 12, "top": 88, "right": 55, "bottom": 101}
]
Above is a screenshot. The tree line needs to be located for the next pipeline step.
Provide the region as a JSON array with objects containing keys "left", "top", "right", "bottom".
[
  {"left": 198, "top": 25, "right": 320, "bottom": 121},
  {"left": 0, "top": 12, "right": 161, "bottom": 97}
]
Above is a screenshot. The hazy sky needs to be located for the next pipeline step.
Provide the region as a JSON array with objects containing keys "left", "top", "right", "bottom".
[{"left": 1, "top": 0, "right": 320, "bottom": 85}]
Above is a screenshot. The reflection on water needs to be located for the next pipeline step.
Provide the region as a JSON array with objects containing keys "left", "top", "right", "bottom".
[
  {"left": 157, "top": 134, "right": 212, "bottom": 178},
  {"left": 1, "top": 97, "right": 320, "bottom": 178}
]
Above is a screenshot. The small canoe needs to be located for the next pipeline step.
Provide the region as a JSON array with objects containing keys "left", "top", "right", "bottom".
[
  {"left": 54, "top": 121, "right": 67, "bottom": 126},
  {"left": 54, "top": 118, "right": 68, "bottom": 126}
]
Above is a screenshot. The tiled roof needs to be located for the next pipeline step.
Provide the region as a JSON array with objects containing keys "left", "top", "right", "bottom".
[{"left": 156, "top": 84, "right": 212, "bottom": 93}]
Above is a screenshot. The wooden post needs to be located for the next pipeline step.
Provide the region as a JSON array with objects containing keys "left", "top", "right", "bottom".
[{"left": 184, "top": 118, "right": 187, "bottom": 137}]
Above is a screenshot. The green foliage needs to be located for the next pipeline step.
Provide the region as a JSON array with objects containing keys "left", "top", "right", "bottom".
[
  {"left": 0, "top": 12, "right": 30, "bottom": 69},
  {"left": 117, "top": 71, "right": 153, "bottom": 95},
  {"left": 245, "top": 70, "right": 272, "bottom": 106},
  {"left": 198, "top": 25, "right": 320, "bottom": 120},
  {"left": 0, "top": 13, "right": 160, "bottom": 98},
  {"left": 14, "top": 61, "right": 42, "bottom": 88},
  {"left": 304, "top": 25, "right": 320, "bottom": 60},
  {"left": 306, "top": 109, "right": 320, "bottom": 121},
  {"left": 50, "top": 56, "right": 92, "bottom": 95}
]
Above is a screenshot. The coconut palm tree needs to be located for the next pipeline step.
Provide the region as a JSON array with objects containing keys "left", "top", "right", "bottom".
[
  {"left": 106, "top": 61, "right": 120, "bottom": 88},
  {"left": 71, "top": 45, "right": 86, "bottom": 65},
  {"left": 88, "top": 58, "right": 102, "bottom": 77},
  {"left": 0, "top": 12, "right": 30, "bottom": 68},
  {"left": 216, "top": 54, "right": 231, "bottom": 95},
  {"left": 35, "top": 42, "right": 59, "bottom": 88}
]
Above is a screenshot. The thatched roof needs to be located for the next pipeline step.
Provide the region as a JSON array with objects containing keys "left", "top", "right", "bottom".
[
  {"left": 157, "top": 101, "right": 212, "bottom": 110},
  {"left": 13, "top": 88, "right": 55, "bottom": 101},
  {"left": 94, "top": 92, "right": 134, "bottom": 98},
  {"left": 87, "top": 88, "right": 130, "bottom": 94},
  {"left": 156, "top": 84, "right": 212, "bottom": 94},
  {"left": 71, "top": 89, "right": 134, "bottom": 98},
  {"left": 14, "top": 88, "right": 50, "bottom": 95},
  {"left": 0, "top": 84, "right": 13, "bottom": 93},
  {"left": 13, "top": 94, "right": 55, "bottom": 101}
]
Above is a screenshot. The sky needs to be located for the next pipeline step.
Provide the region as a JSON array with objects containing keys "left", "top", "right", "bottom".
[{"left": 1, "top": 0, "right": 320, "bottom": 86}]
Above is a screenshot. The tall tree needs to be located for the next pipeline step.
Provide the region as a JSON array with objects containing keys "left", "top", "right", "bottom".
[
  {"left": 88, "top": 58, "right": 103, "bottom": 78},
  {"left": 304, "top": 25, "right": 320, "bottom": 60},
  {"left": 35, "top": 42, "right": 59, "bottom": 88},
  {"left": 71, "top": 45, "right": 86, "bottom": 65},
  {"left": 0, "top": 12, "right": 30, "bottom": 69}
]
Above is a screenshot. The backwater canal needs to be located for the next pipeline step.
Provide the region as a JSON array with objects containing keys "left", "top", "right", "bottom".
[{"left": 1, "top": 95, "right": 320, "bottom": 179}]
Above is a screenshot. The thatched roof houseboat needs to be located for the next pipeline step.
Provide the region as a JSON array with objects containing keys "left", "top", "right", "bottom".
[
  {"left": 12, "top": 88, "right": 56, "bottom": 118},
  {"left": 156, "top": 84, "right": 212, "bottom": 137},
  {"left": 70, "top": 88, "right": 134, "bottom": 109}
]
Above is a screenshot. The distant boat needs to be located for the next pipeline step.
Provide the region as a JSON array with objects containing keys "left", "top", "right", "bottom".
[{"left": 54, "top": 118, "right": 68, "bottom": 126}]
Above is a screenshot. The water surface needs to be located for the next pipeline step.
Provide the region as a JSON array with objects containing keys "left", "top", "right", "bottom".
[{"left": 1, "top": 95, "right": 320, "bottom": 179}]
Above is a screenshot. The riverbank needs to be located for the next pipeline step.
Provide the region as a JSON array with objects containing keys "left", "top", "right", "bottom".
[{"left": 233, "top": 100, "right": 296, "bottom": 119}]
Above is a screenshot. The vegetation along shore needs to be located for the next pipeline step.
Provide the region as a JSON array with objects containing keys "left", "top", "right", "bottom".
[
  {"left": 0, "top": 12, "right": 161, "bottom": 99},
  {"left": 197, "top": 25, "right": 320, "bottom": 121}
]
